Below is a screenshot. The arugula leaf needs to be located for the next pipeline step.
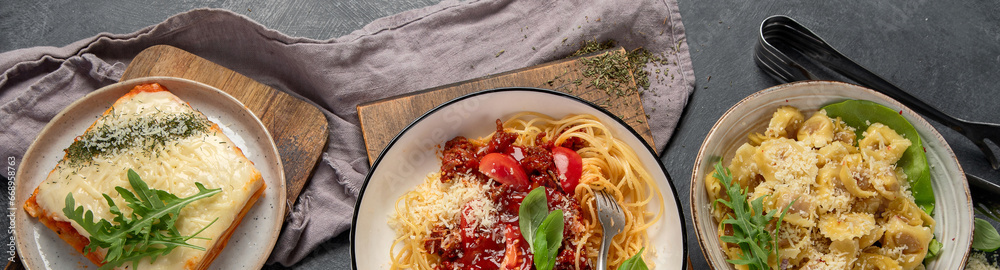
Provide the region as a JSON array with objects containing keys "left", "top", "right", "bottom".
[
  {"left": 712, "top": 161, "right": 792, "bottom": 270},
  {"left": 617, "top": 247, "right": 648, "bottom": 270},
  {"left": 973, "top": 218, "right": 1000, "bottom": 252},
  {"left": 63, "top": 169, "right": 221, "bottom": 270},
  {"left": 520, "top": 187, "right": 549, "bottom": 251},
  {"left": 822, "top": 100, "right": 934, "bottom": 213}
]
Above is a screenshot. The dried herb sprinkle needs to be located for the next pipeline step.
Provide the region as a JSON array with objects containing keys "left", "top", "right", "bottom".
[
  {"left": 569, "top": 39, "right": 664, "bottom": 96},
  {"left": 580, "top": 51, "right": 634, "bottom": 97},
  {"left": 65, "top": 112, "right": 208, "bottom": 166}
]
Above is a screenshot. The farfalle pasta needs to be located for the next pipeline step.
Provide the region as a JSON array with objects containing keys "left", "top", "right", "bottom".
[{"left": 706, "top": 106, "right": 934, "bottom": 270}]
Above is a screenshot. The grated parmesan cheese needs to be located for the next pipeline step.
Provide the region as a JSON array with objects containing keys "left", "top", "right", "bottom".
[
  {"left": 968, "top": 252, "right": 1000, "bottom": 270},
  {"left": 714, "top": 107, "right": 935, "bottom": 270},
  {"left": 389, "top": 173, "right": 497, "bottom": 235}
]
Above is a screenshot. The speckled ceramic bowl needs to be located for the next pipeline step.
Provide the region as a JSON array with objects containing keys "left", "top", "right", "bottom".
[
  {"left": 14, "top": 77, "right": 285, "bottom": 269},
  {"left": 690, "top": 81, "right": 972, "bottom": 269}
]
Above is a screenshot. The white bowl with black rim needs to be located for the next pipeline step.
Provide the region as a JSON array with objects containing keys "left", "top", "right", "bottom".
[{"left": 351, "top": 88, "right": 687, "bottom": 269}]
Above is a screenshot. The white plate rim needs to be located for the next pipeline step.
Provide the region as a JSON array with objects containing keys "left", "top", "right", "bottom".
[
  {"left": 13, "top": 76, "right": 286, "bottom": 269},
  {"left": 349, "top": 87, "right": 689, "bottom": 269}
]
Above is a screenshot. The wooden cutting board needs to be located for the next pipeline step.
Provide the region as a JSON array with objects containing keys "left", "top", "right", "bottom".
[
  {"left": 358, "top": 48, "right": 654, "bottom": 164},
  {"left": 121, "top": 45, "right": 328, "bottom": 207}
]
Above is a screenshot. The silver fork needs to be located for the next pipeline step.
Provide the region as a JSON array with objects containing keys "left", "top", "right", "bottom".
[
  {"left": 595, "top": 189, "right": 626, "bottom": 270},
  {"left": 755, "top": 15, "right": 1000, "bottom": 170}
]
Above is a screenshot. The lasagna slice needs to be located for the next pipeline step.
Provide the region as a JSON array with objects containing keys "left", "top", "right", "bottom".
[{"left": 23, "top": 83, "right": 266, "bottom": 270}]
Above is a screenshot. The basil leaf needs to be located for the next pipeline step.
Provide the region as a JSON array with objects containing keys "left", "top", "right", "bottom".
[
  {"left": 533, "top": 231, "right": 552, "bottom": 270},
  {"left": 618, "top": 247, "right": 648, "bottom": 270},
  {"left": 534, "top": 210, "right": 564, "bottom": 270},
  {"left": 541, "top": 210, "right": 564, "bottom": 252},
  {"left": 520, "top": 186, "right": 549, "bottom": 251},
  {"left": 973, "top": 218, "right": 1000, "bottom": 252},
  {"left": 823, "top": 100, "right": 934, "bottom": 213}
]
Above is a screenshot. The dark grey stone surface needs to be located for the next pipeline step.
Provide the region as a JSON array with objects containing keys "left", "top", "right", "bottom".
[
  {"left": 0, "top": 0, "right": 442, "bottom": 51},
  {"left": 3, "top": 0, "right": 999, "bottom": 269}
]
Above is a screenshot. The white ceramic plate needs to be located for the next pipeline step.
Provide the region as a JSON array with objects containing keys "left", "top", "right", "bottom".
[
  {"left": 351, "top": 88, "right": 687, "bottom": 269},
  {"left": 14, "top": 77, "right": 286, "bottom": 269},
  {"left": 690, "top": 81, "right": 972, "bottom": 269}
]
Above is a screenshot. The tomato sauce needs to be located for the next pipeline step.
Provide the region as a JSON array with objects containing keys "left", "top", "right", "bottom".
[{"left": 430, "top": 120, "right": 592, "bottom": 270}]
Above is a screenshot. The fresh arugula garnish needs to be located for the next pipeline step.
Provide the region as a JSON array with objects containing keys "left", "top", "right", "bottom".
[
  {"left": 617, "top": 247, "right": 649, "bottom": 270},
  {"left": 63, "top": 169, "right": 221, "bottom": 270},
  {"left": 519, "top": 187, "right": 565, "bottom": 270},
  {"left": 712, "top": 161, "right": 793, "bottom": 270}
]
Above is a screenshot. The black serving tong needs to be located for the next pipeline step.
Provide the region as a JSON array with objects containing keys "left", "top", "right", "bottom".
[
  {"left": 754, "top": 15, "right": 1000, "bottom": 193},
  {"left": 755, "top": 15, "right": 1000, "bottom": 169}
]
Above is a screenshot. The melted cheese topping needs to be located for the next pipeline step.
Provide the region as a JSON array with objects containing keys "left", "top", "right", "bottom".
[{"left": 33, "top": 90, "right": 262, "bottom": 270}]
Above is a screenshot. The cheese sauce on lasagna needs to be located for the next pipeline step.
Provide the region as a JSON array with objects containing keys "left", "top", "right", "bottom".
[{"left": 26, "top": 83, "right": 264, "bottom": 270}]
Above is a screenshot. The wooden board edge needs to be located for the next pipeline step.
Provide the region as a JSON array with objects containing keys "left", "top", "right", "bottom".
[
  {"left": 286, "top": 110, "right": 329, "bottom": 206},
  {"left": 121, "top": 45, "right": 330, "bottom": 206},
  {"left": 358, "top": 47, "right": 659, "bottom": 164},
  {"left": 122, "top": 45, "right": 175, "bottom": 79}
]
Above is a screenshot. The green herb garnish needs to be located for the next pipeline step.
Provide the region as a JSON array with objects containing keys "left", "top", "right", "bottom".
[
  {"left": 519, "top": 187, "right": 565, "bottom": 270},
  {"left": 712, "top": 162, "right": 793, "bottom": 270},
  {"left": 570, "top": 39, "right": 662, "bottom": 95},
  {"left": 973, "top": 203, "right": 1000, "bottom": 253},
  {"left": 568, "top": 39, "right": 616, "bottom": 57},
  {"left": 63, "top": 169, "right": 221, "bottom": 270},
  {"left": 66, "top": 113, "right": 208, "bottom": 166},
  {"left": 972, "top": 218, "right": 1000, "bottom": 252},
  {"left": 617, "top": 247, "right": 649, "bottom": 270},
  {"left": 520, "top": 186, "right": 549, "bottom": 250},
  {"left": 925, "top": 238, "right": 943, "bottom": 261},
  {"left": 580, "top": 50, "right": 634, "bottom": 96},
  {"left": 534, "top": 210, "right": 564, "bottom": 270}
]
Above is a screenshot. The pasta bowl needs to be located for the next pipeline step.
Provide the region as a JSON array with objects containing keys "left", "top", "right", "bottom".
[
  {"left": 690, "top": 81, "right": 972, "bottom": 269},
  {"left": 351, "top": 88, "right": 687, "bottom": 269}
]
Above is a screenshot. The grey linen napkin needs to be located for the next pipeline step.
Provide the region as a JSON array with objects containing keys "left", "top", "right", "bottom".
[{"left": 0, "top": 0, "right": 694, "bottom": 266}]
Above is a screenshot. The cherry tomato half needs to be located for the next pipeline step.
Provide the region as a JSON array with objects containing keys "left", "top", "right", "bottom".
[
  {"left": 551, "top": 146, "right": 583, "bottom": 193},
  {"left": 500, "top": 224, "right": 532, "bottom": 270},
  {"left": 479, "top": 153, "right": 529, "bottom": 187},
  {"left": 504, "top": 145, "right": 526, "bottom": 162}
]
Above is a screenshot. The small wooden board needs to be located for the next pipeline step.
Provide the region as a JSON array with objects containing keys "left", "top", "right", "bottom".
[
  {"left": 122, "top": 45, "right": 328, "bottom": 207},
  {"left": 358, "top": 48, "right": 654, "bottom": 164}
]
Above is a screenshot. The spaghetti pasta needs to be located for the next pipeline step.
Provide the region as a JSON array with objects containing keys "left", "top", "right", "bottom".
[{"left": 388, "top": 113, "right": 663, "bottom": 270}]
